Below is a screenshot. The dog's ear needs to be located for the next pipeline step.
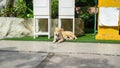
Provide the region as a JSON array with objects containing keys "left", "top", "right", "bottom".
[
  {"left": 60, "top": 28, "right": 64, "bottom": 31},
  {"left": 55, "top": 27, "right": 60, "bottom": 31}
]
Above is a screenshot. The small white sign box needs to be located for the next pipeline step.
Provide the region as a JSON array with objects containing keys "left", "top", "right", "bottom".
[
  {"left": 99, "top": 7, "right": 119, "bottom": 26},
  {"left": 59, "top": 0, "right": 75, "bottom": 34},
  {"left": 33, "top": 0, "right": 51, "bottom": 39}
]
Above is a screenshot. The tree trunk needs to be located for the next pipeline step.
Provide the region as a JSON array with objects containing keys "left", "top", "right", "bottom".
[{"left": 6, "top": 0, "right": 14, "bottom": 8}]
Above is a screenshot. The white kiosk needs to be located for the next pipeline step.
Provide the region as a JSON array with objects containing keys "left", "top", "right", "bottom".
[
  {"left": 59, "top": 0, "right": 75, "bottom": 34},
  {"left": 96, "top": 0, "right": 120, "bottom": 40},
  {"left": 33, "top": 0, "right": 51, "bottom": 39}
]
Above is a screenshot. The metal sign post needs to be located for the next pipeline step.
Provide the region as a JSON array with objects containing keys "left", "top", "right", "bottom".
[{"left": 94, "top": 0, "right": 98, "bottom": 35}]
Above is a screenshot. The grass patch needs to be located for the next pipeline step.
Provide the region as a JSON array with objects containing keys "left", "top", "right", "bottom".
[
  {"left": 2, "top": 36, "right": 53, "bottom": 41},
  {"left": 1, "top": 34, "right": 120, "bottom": 44},
  {"left": 67, "top": 34, "right": 120, "bottom": 44}
]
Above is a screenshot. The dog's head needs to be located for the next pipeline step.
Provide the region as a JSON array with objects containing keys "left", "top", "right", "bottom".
[{"left": 54, "top": 27, "right": 64, "bottom": 38}]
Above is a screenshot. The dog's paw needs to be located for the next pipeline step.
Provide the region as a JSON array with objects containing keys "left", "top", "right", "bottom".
[
  {"left": 58, "top": 40, "right": 64, "bottom": 43},
  {"left": 53, "top": 41, "right": 56, "bottom": 43},
  {"left": 74, "top": 37, "right": 77, "bottom": 40}
]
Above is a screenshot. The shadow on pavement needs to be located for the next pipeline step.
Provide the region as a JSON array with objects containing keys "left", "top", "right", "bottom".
[
  {"left": 36, "top": 53, "right": 115, "bottom": 68},
  {"left": 0, "top": 47, "right": 48, "bottom": 68}
]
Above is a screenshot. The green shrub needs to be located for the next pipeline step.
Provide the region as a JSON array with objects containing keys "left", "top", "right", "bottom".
[
  {"left": 0, "top": 0, "right": 33, "bottom": 18},
  {"left": 51, "top": 0, "right": 58, "bottom": 18}
]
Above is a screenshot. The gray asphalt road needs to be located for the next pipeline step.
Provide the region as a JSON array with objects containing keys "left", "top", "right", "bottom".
[
  {"left": 0, "top": 40, "right": 120, "bottom": 68},
  {"left": 1, "top": 51, "right": 120, "bottom": 68},
  {"left": 37, "top": 52, "right": 120, "bottom": 68},
  {"left": 0, "top": 50, "right": 48, "bottom": 68}
]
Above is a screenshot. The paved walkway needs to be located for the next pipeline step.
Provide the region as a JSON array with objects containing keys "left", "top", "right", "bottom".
[
  {"left": 0, "top": 40, "right": 120, "bottom": 68},
  {"left": 0, "top": 40, "right": 120, "bottom": 55}
]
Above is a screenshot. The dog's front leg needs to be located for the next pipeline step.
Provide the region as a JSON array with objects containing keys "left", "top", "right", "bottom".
[
  {"left": 53, "top": 38, "right": 57, "bottom": 43},
  {"left": 53, "top": 35, "right": 58, "bottom": 43},
  {"left": 58, "top": 39, "right": 64, "bottom": 43},
  {"left": 53, "top": 39, "right": 56, "bottom": 43}
]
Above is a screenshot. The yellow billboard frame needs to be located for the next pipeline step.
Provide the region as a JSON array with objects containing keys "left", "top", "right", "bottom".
[{"left": 96, "top": 0, "right": 120, "bottom": 40}]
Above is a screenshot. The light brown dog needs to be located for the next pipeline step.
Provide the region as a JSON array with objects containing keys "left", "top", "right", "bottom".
[{"left": 53, "top": 27, "right": 77, "bottom": 43}]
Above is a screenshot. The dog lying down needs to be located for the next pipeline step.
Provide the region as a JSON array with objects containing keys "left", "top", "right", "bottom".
[{"left": 53, "top": 27, "right": 77, "bottom": 43}]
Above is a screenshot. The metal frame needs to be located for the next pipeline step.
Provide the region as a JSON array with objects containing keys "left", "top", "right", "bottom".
[
  {"left": 34, "top": 16, "right": 51, "bottom": 39},
  {"left": 59, "top": 16, "right": 75, "bottom": 34}
]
